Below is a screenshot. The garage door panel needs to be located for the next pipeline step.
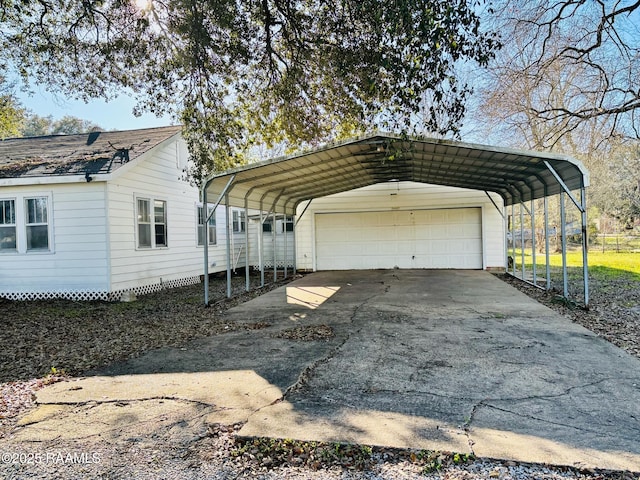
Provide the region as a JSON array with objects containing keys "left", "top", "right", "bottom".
[{"left": 315, "top": 208, "right": 482, "bottom": 270}]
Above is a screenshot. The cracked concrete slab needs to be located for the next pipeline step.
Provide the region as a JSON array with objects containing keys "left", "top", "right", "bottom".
[
  {"left": 14, "top": 371, "right": 282, "bottom": 443},
  {"left": 14, "top": 270, "right": 640, "bottom": 472}
]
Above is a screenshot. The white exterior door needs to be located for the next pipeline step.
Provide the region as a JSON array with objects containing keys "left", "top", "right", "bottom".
[{"left": 314, "top": 208, "right": 483, "bottom": 270}]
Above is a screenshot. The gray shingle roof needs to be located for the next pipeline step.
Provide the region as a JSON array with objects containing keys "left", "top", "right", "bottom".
[{"left": 0, "top": 126, "right": 182, "bottom": 178}]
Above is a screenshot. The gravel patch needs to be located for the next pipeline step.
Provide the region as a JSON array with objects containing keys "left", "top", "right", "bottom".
[{"left": 1, "top": 272, "right": 639, "bottom": 479}]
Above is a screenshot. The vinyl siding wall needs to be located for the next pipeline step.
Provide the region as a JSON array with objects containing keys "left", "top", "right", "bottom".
[
  {"left": 247, "top": 218, "right": 295, "bottom": 269},
  {"left": 295, "top": 182, "right": 505, "bottom": 272},
  {"left": 106, "top": 139, "right": 248, "bottom": 293},
  {"left": 0, "top": 183, "right": 110, "bottom": 298}
]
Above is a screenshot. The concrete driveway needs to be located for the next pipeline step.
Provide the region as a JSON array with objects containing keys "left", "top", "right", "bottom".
[{"left": 19, "top": 270, "right": 640, "bottom": 471}]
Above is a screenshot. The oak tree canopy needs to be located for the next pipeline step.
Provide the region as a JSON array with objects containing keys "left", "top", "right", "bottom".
[{"left": 0, "top": 0, "right": 500, "bottom": 181}]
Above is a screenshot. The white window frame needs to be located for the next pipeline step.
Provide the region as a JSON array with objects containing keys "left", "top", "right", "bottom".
[
  {"left": 0, "top": 193, "right": 53, "bottom": 254},
  {"left": 25, "top": 196, "right": 50, "bottom": 251},
  {"left": 232, "top": 209, "right": 246, "bottom": 233},
  {"left": 262, "top": 216, "right": 293, "bottom": 234},
  {"left": 262, "top": 218, "right": 273, "bottom": 233},
  {"left": 196, "top": 203, "right": 217, "bottom": 246},
  {"left": 135, "top": 196, "right": 168, "bottom": 249},
  {"left": 0, "top": 198, "right": 17, "bottom": 252},
  {"left": 284, "top": 215, "right": 294, "bottom": 232}
]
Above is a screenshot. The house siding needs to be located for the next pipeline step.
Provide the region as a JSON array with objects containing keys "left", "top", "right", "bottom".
[
  {"left": 295, "top": 182, "right": 505, "bottom": 271},
  {"left": 247, "top": 218, "right": 295, "bottom": 270},
  {"left": 0, "top": 183, "right": 110, "bottom": 299},
  {"left": 106, "top": 139, "right": 247, "bottom": 294}
]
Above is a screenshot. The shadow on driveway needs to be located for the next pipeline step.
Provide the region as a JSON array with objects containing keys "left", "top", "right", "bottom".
[{"left": 23, "top": 270, "right": 640, "bottom": 471}]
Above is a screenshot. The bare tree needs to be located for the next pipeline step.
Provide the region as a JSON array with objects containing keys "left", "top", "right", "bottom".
[
  {"left": 467, "top": 0, "right": 640, "bottom": 225},
  {"left": 490, "top": 0, "right": 640, "bottom": 141}
]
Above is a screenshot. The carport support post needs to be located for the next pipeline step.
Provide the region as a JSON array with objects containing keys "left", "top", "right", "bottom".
[
  {"left": 520, "top": 202, "right": 525, "bottom": 281},
  {"left": 272, "top": 210, "right": 277, "bottom": 283},
  {"left": 560, "top": 192, "right": 568, "bottom": 297},
  {"left": 511, "top": 204, "right": 516, "bottom": 276},
  {"left": 284, "top": 216, "right": 288, "bottom": 279},
  {"left": 531, "top": 198, "right": 537, "bottom": 285},
  {"left": 283, "top": 211, "right": 288, "bottom": 279},
  {"left": 203, "top": 187, "right": 210, "bottom": 306},
  {"left": 202, "top": 174, "right": 235, "bottom": 306},
  {"left": 244, "top": 200, "right": 250, "bottom": 292},
  {"left": 225, "top": 194, "right": 232, "bottom": 298},
  {"left": 259, "top": 206, "right": 265, "bottom": 287},
  {"left": 292, "top": 214, "right": 297, "bottom": 276},
  {"left": 581, "top": 187, "right": 590, "bottom": 307},
  {"left": 544, "top": 194, "right": 551, "bottom": 291}
]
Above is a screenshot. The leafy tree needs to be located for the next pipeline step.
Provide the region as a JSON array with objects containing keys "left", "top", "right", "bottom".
[
  {"left": 0, "top": 0, "right": 501, "bottom": 182},
  {"left": 20, "top": 114, "right": 52, "bottom": 137},
  {"left": 20, "top": 114, "right": 103, "bottom": 137},
  {"left": 0, "top": 74, "right": 24, "bottom": 139}
]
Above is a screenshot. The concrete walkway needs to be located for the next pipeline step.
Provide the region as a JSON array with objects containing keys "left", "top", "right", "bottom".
[{"left": 17, "top": 271, "right": 640, "bottom": 471}]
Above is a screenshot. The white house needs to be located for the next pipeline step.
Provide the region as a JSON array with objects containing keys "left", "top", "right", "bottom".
[
  {"left": 2, "top": 130, "right": 590, "bottom": 303},
  {"left": 0, "top": 126, "right": 256, "bottom": 301}
]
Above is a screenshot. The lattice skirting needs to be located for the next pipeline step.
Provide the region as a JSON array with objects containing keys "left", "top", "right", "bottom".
[
  {"left": 252, "top": 261, "right": 294, "bottom": 270},
  {"left": 0, "top": 275, "right": 202, "bottom": 302}
]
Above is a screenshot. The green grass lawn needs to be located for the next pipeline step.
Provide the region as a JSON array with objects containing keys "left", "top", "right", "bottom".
[{"left": 514, "top": 249, "right": 640, "bottom": 281}]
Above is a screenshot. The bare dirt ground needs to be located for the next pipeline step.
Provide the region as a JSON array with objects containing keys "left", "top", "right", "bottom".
[{"left": 1, "top": 271, "right": 639, "bottom": 479}]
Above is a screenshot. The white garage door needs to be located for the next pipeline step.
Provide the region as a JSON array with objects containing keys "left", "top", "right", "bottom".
[{"left": 315, "top": 208, "right": 483, "bottom": 270}]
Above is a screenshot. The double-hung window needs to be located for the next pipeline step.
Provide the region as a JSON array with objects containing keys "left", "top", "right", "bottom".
[
  {"left": 284, "top": 216, "right": 294, "bottom": 232},
  {"left": 0, "top": 195, "right": 52, "bottom": 253},
  {"left": 136, "top": 197, "right": 167, "bottom": 248},
  {"left": 197, "top": 205, "right": 217, "bottom": 245},
  {"left": 0, "top": 199, "right": 16, "bottom": 251},
  {"left": 232, "top": 210, "right": 246, "bottom": 233},
  {"left": 154, "top": 200, "right": 167, "bottom": 247},
  {"left": 25, "top": 197, "right": 49, "bottom": 250}
]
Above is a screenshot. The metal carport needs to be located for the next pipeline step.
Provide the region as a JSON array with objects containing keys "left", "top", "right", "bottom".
[{"left": 202, "top": 133, "right": 590, "bottom": 306}]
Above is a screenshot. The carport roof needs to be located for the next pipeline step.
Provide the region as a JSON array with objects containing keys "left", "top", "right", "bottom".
[{"left": 204, "top": 133, "right": 589, "bottom": 214}]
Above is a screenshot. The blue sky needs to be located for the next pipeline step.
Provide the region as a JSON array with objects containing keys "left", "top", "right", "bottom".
[{"left": 17, "top": 86, "right": 175, "bottom": 131}]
